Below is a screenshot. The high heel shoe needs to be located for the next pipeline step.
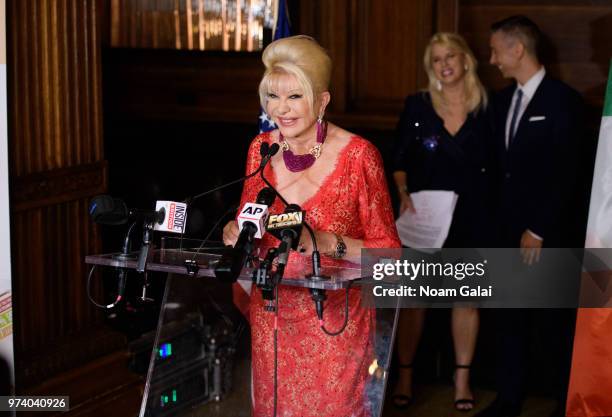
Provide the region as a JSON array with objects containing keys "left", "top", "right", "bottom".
[
  {"left": 391, "top": 363, "right": 414, "bottom": 409},
  {"left": 454, "top": 364, "right": 475, "bottom": 412}
]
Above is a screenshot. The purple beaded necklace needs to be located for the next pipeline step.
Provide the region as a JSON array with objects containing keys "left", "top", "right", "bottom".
[{"left": 279, "top": 120, "right": 328, "bottom": 172}]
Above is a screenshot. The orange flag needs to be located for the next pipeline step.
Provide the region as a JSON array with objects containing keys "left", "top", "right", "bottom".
[{"left": 567, "top": 309, "right": 612, "bottom": 416}]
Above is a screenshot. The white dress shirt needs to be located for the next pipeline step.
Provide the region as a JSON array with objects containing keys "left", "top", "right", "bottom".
[{"left": 505, "top": 66, "right": 546, "bottom": 148}]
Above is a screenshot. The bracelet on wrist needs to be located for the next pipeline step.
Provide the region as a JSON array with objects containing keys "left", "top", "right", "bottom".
[{"left": 330, "top": 234, "right": 347, "bottom": 259}]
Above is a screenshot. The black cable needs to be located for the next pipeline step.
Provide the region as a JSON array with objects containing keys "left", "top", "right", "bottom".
[
  {"left": 121, "top": 221, "right": 138, "bottom": 254},
  {"left": 178, "top": 195, "right": 241, "bottom": 253},
  {"left": 320, "top": 282, "right": 352, "bottom": 336},
  {"left": 183, "top": 163, "right": 264, "bottom": 204},
  {"left": 86, "top": 265, "right": 124, "bottom": 309},
  {"left": 260, "top": 169, "right": 289, "bottom": 206},
  {"left": 178, "top": 143, "right": 276, "bottom": 253},
  {"left": 190, "top": 204, "right": 238, "bottom": 262}
]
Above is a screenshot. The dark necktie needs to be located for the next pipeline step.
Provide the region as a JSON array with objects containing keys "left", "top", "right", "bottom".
[{"left": 509, "top": 88, "right": 523, "bottom": 144}]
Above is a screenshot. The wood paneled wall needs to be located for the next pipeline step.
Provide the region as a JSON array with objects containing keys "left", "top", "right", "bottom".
[
  {"left": 102, "top": 0, "right": 610, "bottom": 132},
  {"left": 8, "top": 0, "right": 121, "bottom": 388},
  {"left": 299, "top": 0, "right": 434, "bottom": 129},
  {"left": 458, "top": 0, "right": 612, "bottom": 112},
  {"left": 103, "top": 0, "right": 445, "bottom": 131}
]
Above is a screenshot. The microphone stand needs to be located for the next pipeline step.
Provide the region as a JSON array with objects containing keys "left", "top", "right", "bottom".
[
  {"left": 136, "top": 221, "right": 154, "bottom": 273},
  {"left": 259, "top": 169, "right": 331, "bottom": 324},
  {"left": 135, "top": 221, "right": 157, "bottom": 302},
  {"left": 252, "top": 247, "right": 280, "bottom": 312},
  {"left": 113, "top": 221, "right": 138, "bottom": 261},
  {"left": 259, "top": 170, "right": 329, "bottom": 282}
]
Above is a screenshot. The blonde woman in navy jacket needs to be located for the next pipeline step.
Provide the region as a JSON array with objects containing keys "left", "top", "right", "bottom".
[{"left": 391, "top": 32, "right": 494, "bottom": 412}]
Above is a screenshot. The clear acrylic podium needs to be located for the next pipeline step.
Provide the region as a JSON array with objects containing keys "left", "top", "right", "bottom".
[{"left": 85, "top": 238, "right": 399, "bottom": 417}]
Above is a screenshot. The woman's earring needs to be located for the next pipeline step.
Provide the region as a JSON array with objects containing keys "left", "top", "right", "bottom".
[
  {"left": 436, "top": 79, "right": 442, "bottom": 91},
  {"left": 464, "top": 64, "right": 469, "bottom": 71}
]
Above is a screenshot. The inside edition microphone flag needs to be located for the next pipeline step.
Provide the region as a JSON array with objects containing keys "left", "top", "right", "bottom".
[
  {"left": 566, "top": 61, "right": 612, "bottom": 417},
  {"left": 235, "top": 0, "right": 292, "bottom": 318}
]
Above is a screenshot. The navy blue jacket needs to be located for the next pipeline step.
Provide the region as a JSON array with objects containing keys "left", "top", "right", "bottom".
[
  {"left": 492, "top": 76, "right": 584, "bottom": 247},
  {"left": 393, "top": 92, "right": 496, "bottom": 247}
]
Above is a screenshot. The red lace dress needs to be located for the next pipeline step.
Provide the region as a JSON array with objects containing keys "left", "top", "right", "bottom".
[{"left": 238, "top": 132, "right": 400, "bottom": 417}]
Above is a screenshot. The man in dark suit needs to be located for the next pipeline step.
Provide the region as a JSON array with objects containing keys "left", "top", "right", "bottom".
[{"left": 476, "top": 16, "right": 584, "bottom": 417}]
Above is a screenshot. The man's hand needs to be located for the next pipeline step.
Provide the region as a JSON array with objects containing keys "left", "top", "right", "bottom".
[{"left": 520, "top": 230, "right": 543, "bottom": 265}]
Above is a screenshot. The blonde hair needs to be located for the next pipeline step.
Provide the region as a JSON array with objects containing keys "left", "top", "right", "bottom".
[
  {"left": 423, "top": 32, "right": 488, "bottom": 114},
  {"left": 258, "top": 35, "right": 332, "bottom": 116}
]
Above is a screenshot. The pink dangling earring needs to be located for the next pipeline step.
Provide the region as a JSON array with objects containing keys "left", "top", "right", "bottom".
[
  {"left": 312, "top": 115, "right": 325, "bottom": 159},
  {"left": 436, "top": 79, "right": 442, "bottom": 91}
]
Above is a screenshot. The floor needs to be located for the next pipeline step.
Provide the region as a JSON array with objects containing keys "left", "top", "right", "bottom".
[
  {"left": 382, "top": 383, "right": 557, "bottom": 417},
  {"left": 138, "top": 379, "right": 557, "bottom": 417}
]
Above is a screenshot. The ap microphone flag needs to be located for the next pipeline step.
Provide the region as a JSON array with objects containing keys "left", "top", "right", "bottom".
[
  {"left": 153, "top": 201, "right": 187, "bottom": 233},
  {"left": 237, "top": 202, "right": 269, "bottom": 239}
]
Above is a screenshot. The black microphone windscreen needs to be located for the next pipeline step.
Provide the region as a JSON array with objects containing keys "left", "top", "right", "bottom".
[
  {"left": 90, "top": 195, "right": 113, "bottom": 217},
  {"left": 269, "top": 143, "right": 280, "bottom": 156},
  {"left": 286, "top": 203, "right": 302, "bottom": 213},
  {"left": 89, "top": 195, "right": 129, "bottom": 225},
  {"left": 256, "top": 187, "right": 276, "bottom": 207},
  {"left": 260, "top": 141, "right": 270, "bottom": 158}
]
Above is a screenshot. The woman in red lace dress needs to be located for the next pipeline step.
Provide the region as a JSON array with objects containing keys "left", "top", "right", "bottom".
[{"left": 223, "top": 35, "right": 400, "bottom": 417}]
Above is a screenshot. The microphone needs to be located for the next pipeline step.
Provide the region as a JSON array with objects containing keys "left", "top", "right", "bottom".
[
  {"left": 152, "top": 201, "right": 188, "bottom": 234},
  {"left": 260, "top": 141, "right": 269, "bottom": 157},
  {"left": 236, "top": 189, "right": 276, "bottom": 239},
  {"left": 263, "top": 204, "right": 305, "bottom": 288},
  {"left": 89, "top": 195, "right": 187, "bottom": 234},
  {"left": 89, "top": 195, "right": 188, "bottom": 273},
  {"left": 134, "top": 200, "right": 187, "bottom": 273},
  {"left": 261, "top": 143, "right": 280, "bottom": 168},
  {"left": 266, "top": 204, "right": 304, "bottom": 267},
  {"left": 259, "top": 167, "right": 327, "bottom": 281},
  {"left": 214, "top": 187, "right": 277, "bottom": 282}
]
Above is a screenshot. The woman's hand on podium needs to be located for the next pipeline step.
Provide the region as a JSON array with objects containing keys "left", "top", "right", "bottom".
[{"left": 223, "top": 221, "right": 239, "bottom": 246}]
